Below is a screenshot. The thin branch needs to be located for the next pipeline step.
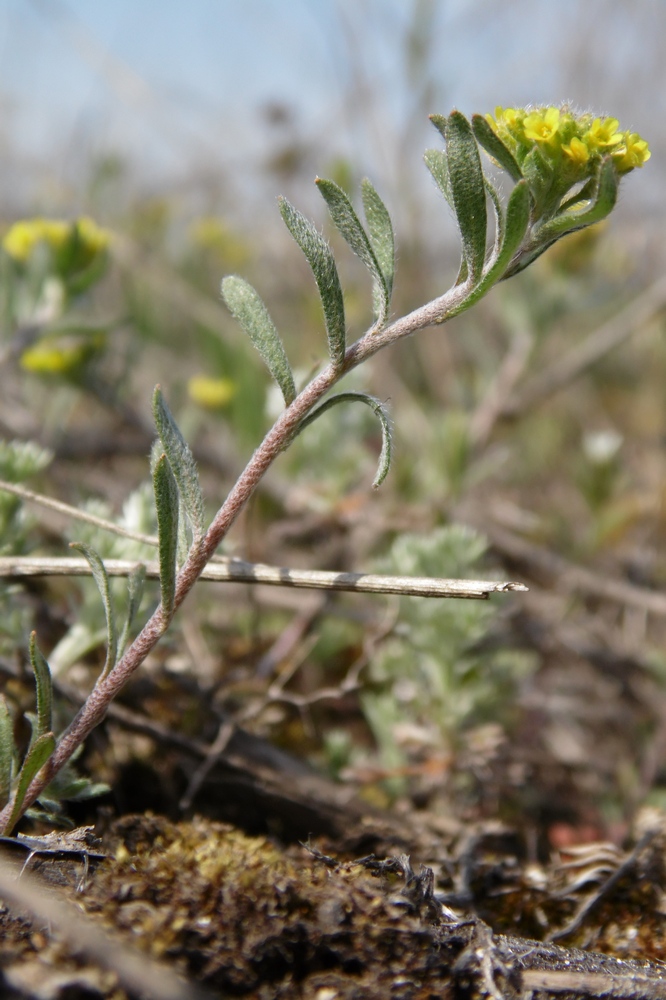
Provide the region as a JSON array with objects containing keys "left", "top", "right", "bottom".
[
  {"left": 0, "top": 477, "right": 158, "bottom": 547},
  {"left": 0, "top": 278, "right": 505, "bottom": 832},
  {"left": 0, "top": 554, "right": 527, "bottom": 598}
]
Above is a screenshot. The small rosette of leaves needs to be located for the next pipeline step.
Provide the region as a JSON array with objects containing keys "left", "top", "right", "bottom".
[{"left": 426, "top": 105, "right": 650, "bottom": 306}]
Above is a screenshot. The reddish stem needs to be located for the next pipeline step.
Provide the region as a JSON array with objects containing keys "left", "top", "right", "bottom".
[{"left": 0, "top": 282, "right": 468, "bottom": 833}]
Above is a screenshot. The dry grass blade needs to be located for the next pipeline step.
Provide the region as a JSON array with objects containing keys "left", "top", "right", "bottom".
[{"left": 0, "top": 555, "right": 527, "bottom": 598}]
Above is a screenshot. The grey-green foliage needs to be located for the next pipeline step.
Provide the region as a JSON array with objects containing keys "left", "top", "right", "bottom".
[
  {"left": 223, "top": 177, "right": 398, "bottom": 483},
  {"left": 152, "top": 386, "right": 205, "bottom": 545},
  {"left": 49, "top": 485, "right": 155, "bottom": 676},
  {"left": 0, "top": 441, "right": 54, "bottom": 660},
  {"left": 278, "top": 197, "right": 346, "bottom": 371},
  {"left": 431, "top": 111, "right": 488, "bottom": 284},
  {"left": 425, "top": 109, "right": 623, "bottom": 304},
  {"left": 221, "top": 276, "right": 296, "bottom": 406},
  {"left": 316, "top": 177, "right": 392, "bottom": 330},
  {"left": 296, "top": 391, "right": 392, "bottom": 489},
  {"left": 0, "top": 440, "right": 53, "bottom": 555},
  {"left": 0, "top": 633, "right": 109, "bottom": 831},
  {"left": 363, "top": 525, "right": 535, "bottom": 785},
  {"left": 152, "top": 452, "right": 179, "bottom": 620},
  {"left": 279, "top": 370, "right": 389, "bottom": 499},
  {"left": 70, "top": 542, "right": 118, "bottom": 679}
]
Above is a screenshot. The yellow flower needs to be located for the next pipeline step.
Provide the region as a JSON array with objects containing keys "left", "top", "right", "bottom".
[
  {"left": 76, "top": 217, "right": 110, "bottom": 257},
  {"left": 187, "top": 375, "right": 237, "bottom": 410},
  {"left": 612, "top": 132, "right": 651, "bottom": 173},
  {"left": 3, "top": 219, "right": 68, "bottom": 262},
  {"left": 486, "top": 107, "right": 525, "bottom": 141},
  {"left": 562, "top": 136, "right": 590, "bottom": 167},
  {"left": 584, "top": 117, "right": 623, "bottom": 150},
  {"left": 2, "top": 216, "right": 109, "bottom": 266},
  {"left": 497, "top": 107, "right": 522, "bottom": 130},
  {"left": 523, "top": 107, "right": 561, "bottom": 144},
  {"left": 20, "top": 342, "right": 88, "bottom": 374}
]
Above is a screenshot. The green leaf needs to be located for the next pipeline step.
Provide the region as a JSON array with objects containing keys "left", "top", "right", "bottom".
[
  {"left": 535, "top": 156, "right": 618, "bottom": 243},
  {"left": 0, "top": 697, "right": 14, "bottom": 807},
  {"left": 451, "top": 180, "right": 530, "bottom": 311},
  {"left": 424, "top": 148, "right": 453, "bottom": 208},
  {"left": 70, "top": 542, "right": 118, "bottom": 680},
  {"left": 45, "top": 765, "right": 110, "bottom": 802},
  {"left": 7, "top": 731, "right": 55, "bottom": 834},
  {"left": 521, "top": 145, "right": 553, "bottom": 209},
  {"left": 296, "top": 391, "right": 392, "bottom": 488},
  {"left": 481, "top": 180, "right": 531, "bottom": 287},
  {"left": 153, "top": 453, "right": 179, "bottom": 621},
  {"left": 485, "top": 178, "right": 504, "bottom": 256},
  {"left": 558, "top": 176, "right": 596, "bottom": 214},
  {"left": 117, "top": 563, "right": 146, "bottom": 660},
  {"left": 505, "top": 159, "right": 618, "bottom": 279},
  {"left": 221, "top": 276, "right": 296, "bottom": 405},
  {"left": 431, "top": 111, "right": 488, "bottom": 284},
  {"left": 361, "top": 178, "right": 395, "bottom": 300},
  {"left": 471, "top": 114, "right": 523, "bottom": 182},
  {"left": 316, "top": 178, "right": 390, "bottom": 330},
  {"left": 278, "top": 197, "right": 346, "bottom": 371},
  {"left": 152, "top": 386, "right": 205, "bottom": 542},
  {"left": 28, "top": 632, "right": 52, "bottom": 738}
]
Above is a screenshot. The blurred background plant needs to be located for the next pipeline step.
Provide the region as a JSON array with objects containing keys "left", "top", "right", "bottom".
[{"left": 0, "top": 0, "right": 663, "bottom": 844}]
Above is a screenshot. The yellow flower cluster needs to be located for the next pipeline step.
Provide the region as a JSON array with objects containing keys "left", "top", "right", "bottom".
[
  {"left": 486, "top": 105, "right": 650, "bottom": 175},
  {"left": 2, "top": 216, "right": 109, "bottom": 266},
  {"left": 20, "top": 342, "right": 90, "bottom": 375},
  {"left": 187, "top": 375, "right": 237, "bottom": 410}
]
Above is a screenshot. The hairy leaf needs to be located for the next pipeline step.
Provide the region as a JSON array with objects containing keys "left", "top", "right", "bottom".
[
  {"left": 521, "top": 145, "right": 553, "bottom": 210},
  {"left": 316, "top": 178, "right": 390, "bottom": 330},
  {"left": 279, "top": 197, "right": 346, "bottom": 370},
  {"left": 28, "top": 631, "right": 53, "bottom": 738},
  {"left": 485, "top": 178, "right": 504, "bottom": 257},
  {"left": 450, "top": 180, "right": 530, "bottom": 312},
  {"left": 535, "top": 156, "right": 618, "bottom": 242},
  {"left": 7, "top": 731, "right": 55, "bottom": 834},
  {"left": 432, "top": 111, "right": 488, "bottom": 284},
  {"left": 153, "top": 453, "right": 179, "bottom": 621},
  {"left": 480, "top": 180, "right": 531, "bottom": 288},
  {"left": 424, "top": 147, "right": 453, "bottom": 208},
  {"left": 505, "top": 160, "right": 617, "bottom": 278},
  {"left": 0, "top": 697, "right": 14, "bottom": 807},
  {"left": 296, "top": 391, "right": 392, "bottom": 488},
  {"left": 152, "top": 386, "right": 205, "bottom": 542},
  {"left": 70, "top": 542, "right": 117, "bottom": 680},
  {"left": 471, "top": 114, "right": 523, "bottom": 182},
  {"left": 117, "top": 563, "right": 146, "bottom": 660},
  {"left": 221, "top": 276, "right": 296, "bottom": 405},
  {"left": 361, "top": 178, "right": 395, "bottom": 300}
]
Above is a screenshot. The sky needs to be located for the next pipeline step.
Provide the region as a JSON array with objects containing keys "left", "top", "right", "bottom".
[{"left": 0, "top": 0, "right": 662, "bottom": 227}]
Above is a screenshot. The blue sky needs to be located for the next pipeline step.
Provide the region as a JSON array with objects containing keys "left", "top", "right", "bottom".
[{"left": 0, "top": 0, "right": 661, "bottom": 221}]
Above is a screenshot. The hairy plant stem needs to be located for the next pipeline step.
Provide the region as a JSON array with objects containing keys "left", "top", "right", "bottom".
[{"left": 0, "top": 282, "right": 469, "bottom": 833}]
